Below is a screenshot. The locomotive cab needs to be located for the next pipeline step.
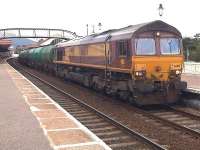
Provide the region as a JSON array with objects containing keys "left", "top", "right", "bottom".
[{"left": 131, "top": 31, "right": 186, "bottom": 104}]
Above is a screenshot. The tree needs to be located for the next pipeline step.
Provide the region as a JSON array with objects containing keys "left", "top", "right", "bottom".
[{"left": 182, "top": 37, "right": 200, "bottom": 62}]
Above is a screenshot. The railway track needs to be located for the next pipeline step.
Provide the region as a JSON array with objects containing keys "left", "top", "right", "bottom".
[
  {"left": 140, "top": 105, "right": 200, "bottom": 138},
  {"left": 9, "top": 60, "right": 166, "bottom": 150},
  {"left": 172, "top": 105, "right": 200, "bottom": 118}
]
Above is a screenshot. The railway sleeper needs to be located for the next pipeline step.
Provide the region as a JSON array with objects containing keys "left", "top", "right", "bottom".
[
  {"left": 84, "top": 122, "right": 109, "bottom": 127},
  {"left": 90, "top": 126, "right": 117, "bottom": 132},
  {"left": 102, "top": 135, "right": 130, "bottom": 142}
]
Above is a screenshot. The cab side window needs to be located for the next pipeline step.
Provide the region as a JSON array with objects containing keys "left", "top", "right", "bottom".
[{"left": 117, "top": 40, "right": 129, "bottom": 57}]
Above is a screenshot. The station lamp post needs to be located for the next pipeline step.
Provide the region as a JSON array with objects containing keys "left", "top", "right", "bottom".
[
  {"left": 186, "top": 39, "right": 193, "bottom": 62},
  {"left": 186, "top": 47, "right": 190, "bottom": 62},
  {"left": 98, "top": 22, "right": 102, "bottom": 31},
  {"left": 158, "top": 3, "right": 164, "bottom": 17},
  {"left": 86, "top": 24, "right": 89, "bottom": 36},
  {"left": 86, "top": 22, "right": 102, "bottom": 35},
  {"left": 92, "top": 25, "right": 95, "bottom": 34}
]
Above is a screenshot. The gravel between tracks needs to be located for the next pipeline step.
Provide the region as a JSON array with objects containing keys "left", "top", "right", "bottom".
[{"left": 12, "top": 59, "right": 200, "bottom": 150}]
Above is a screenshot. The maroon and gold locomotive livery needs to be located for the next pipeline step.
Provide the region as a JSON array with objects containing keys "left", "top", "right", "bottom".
[{"left": 52, "top": 20, "right": 186, "bottom": 105}]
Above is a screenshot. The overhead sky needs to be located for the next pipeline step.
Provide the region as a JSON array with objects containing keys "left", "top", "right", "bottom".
[{"left": 0, "top": 0, "right": 199, "bottom": 37}]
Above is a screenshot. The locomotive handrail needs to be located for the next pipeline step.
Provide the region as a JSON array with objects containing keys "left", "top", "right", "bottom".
[{"left": 0, "top": 28, "right": 81, "bottom": 40}]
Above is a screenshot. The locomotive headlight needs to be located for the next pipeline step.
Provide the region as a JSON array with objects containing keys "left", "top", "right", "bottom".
[
  {"left": 135, "top": 71, "right": 145, "bottom": 76},
  {"left": 156, "top": 32, "right": 160, "bottom": 36},
  {"left": 134, "top": 64, "right": 146, "bottom": 77},
  {"left": 175, "top": 70, "right": 181, "bottom": 75}
]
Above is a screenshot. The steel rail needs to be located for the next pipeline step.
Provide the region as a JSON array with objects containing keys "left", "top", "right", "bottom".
[
  {"left": 9, "top": 59, "right": 166, "bottom": 150},
  {"left": 167, "top": 106, "right": 200, "bottom": 121},
  {"left": 182, "top": 89, "right": 200, "bottom": 96},
  {"left": 135, "top": 106, "right": 200, "bottom": 138}
]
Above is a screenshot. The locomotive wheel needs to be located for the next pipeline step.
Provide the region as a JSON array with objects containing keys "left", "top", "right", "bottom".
[
  {"left": 92, "top": 82, "right": 102, "bottom": 92},
  {"left": 118, "top": 91, "right": 129, "bottom": 101},
  {"left": 128, "top": 97, "right": 137, "bottom": 105},
  {"left": 105, "top": 87, "right": 112, "bottom": 95},
  {"left": 165, "top": 83, "right": 179, "bottom": 104}
]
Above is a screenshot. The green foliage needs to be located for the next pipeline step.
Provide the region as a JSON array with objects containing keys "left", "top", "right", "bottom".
[{"left": 183, "top": 37, "right": 200, "bottom": 62}]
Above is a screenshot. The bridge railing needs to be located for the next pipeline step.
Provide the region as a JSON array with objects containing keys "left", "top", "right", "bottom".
[
  {"left": 183, "top": 62, "right": 200, "bottom": 74},
  {"left": 0, "top": 28, "right": 80, "bottom": 40}
]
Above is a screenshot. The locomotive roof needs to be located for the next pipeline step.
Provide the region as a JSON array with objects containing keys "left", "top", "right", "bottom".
[{"left": 57, "top": 20, "right": 181, "bottom": 47}]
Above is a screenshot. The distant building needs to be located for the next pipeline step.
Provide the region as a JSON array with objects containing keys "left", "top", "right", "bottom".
[{"left": 0, "top": 39, "right": 12, "bottom": 52}]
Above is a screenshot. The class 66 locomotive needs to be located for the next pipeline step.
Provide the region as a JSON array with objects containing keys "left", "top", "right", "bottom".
[{"left": 19, "top": 20, "right": 187, "bottom": 105}]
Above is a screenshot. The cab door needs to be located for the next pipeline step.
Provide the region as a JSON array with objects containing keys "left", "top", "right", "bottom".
[{"left": 115, "top": 40, "right": 131, "bottom": 69}]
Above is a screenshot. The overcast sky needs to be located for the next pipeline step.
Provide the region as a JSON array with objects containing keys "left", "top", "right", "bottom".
[{"left": 0, "top": 0, "right": 199, "bottom": 37}]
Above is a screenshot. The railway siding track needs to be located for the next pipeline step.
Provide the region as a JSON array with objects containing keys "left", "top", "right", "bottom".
[
  {"left": 169, "top": 106, "right": 200, "bottom": 121},
  {"left": 172, "top": 105, "right": 200, "bottom": 118},
  {"left": 9, "top": 60, "right": 166, "bottom": 150},
  {"left": 142, "top": 106, "right": 200, "bottom": 138}
]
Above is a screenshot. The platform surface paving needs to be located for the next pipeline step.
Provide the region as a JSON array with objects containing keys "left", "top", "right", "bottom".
[
  {"left": 0, "top": 63, "right": 53, "bottom": 150},
  {"left": 0, "top": 61, "right": 110, "bottom": 150}
]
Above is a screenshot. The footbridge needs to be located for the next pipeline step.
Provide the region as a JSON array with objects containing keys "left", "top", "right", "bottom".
[
  {"left": 0, "top": 28, "right": 80, "bottom": 40},
  {"left": 0, "top": 28, "right": 81, "bottom": 52}
]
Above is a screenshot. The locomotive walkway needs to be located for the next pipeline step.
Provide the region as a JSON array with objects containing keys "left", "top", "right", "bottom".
[{"left": 0, "top": 60, "right": 110, "bottom": 150}]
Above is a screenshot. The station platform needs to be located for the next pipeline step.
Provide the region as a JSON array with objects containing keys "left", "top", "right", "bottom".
[
  {"left": 182, "top": 73, "right": 200, "bottom": 92},
  {"left": 0, "top": 61, "right": 110, "bottom": 150}
]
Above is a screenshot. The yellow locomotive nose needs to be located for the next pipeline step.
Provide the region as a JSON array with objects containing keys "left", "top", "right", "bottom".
[{"left": 132, "top": 56, "right": 183, "bottom": 81}]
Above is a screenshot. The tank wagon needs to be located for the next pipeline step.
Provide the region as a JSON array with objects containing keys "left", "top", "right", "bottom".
[
  {"left": 19, "top": 45, "right": 55, "bottom": 72},
  {"left": 19, "top": 20, "right": 187, "bottom": 105}
]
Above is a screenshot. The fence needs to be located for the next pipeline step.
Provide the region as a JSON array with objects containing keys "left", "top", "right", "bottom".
[{"left": 183, "top": 62, "right": 200, "bottom": 74}]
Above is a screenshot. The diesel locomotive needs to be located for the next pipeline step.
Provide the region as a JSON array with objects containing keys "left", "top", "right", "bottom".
[{"left": 19, "top": 20, "right": 187, "bottom": 105}]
